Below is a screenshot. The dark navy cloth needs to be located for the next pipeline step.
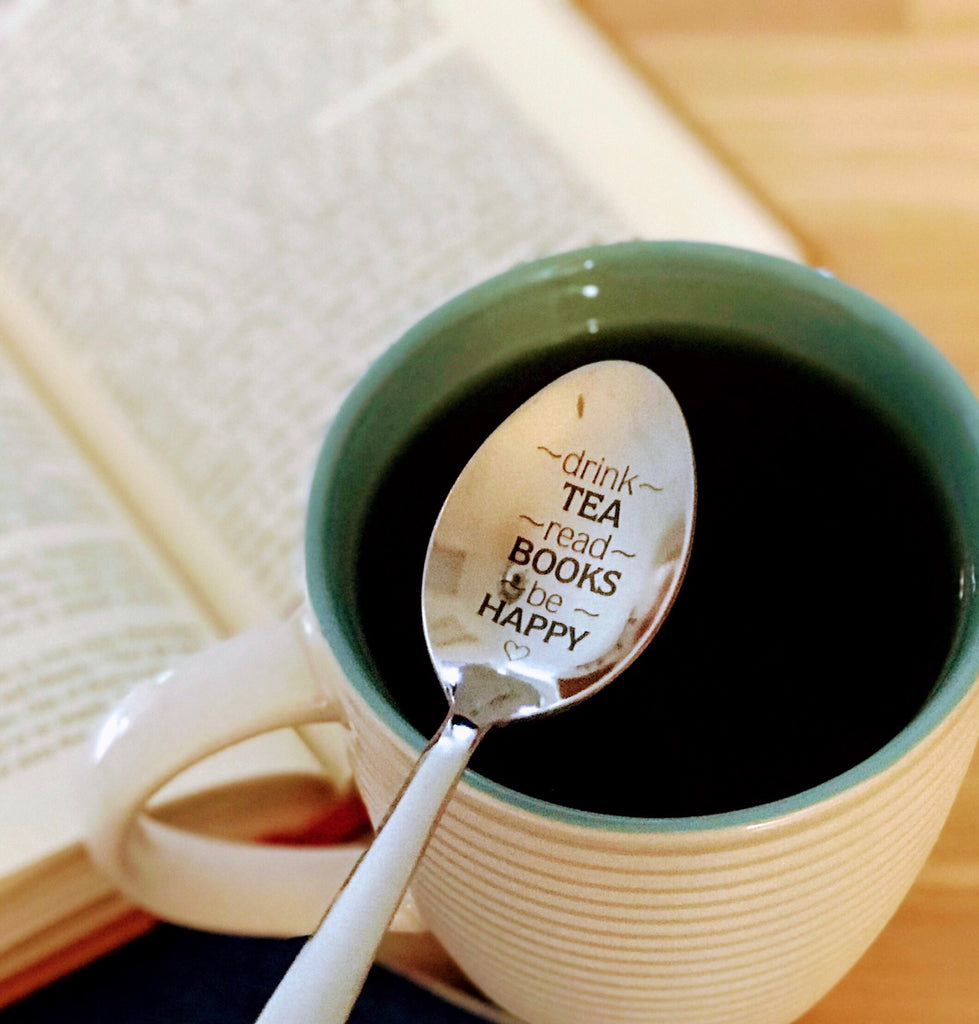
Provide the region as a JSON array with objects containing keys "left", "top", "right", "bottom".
[{"left": 0, "top": 925, "right": 486, "bottom": 1023}]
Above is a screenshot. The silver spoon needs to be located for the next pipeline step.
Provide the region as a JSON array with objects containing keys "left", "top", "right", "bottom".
[{"left": 256, "top": 359, "right": 696, "bottom": 1024}]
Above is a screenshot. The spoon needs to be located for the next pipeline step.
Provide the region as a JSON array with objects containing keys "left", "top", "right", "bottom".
[{"left": 256, "top": 359, "right": 696, "bottom": 1024}]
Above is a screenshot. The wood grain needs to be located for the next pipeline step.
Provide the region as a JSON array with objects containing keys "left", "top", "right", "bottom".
[
  {"left": 575, "top": 18, "right": 979, "bottom": 385},
  {"left": 581, "top": 0, "right": 906, "bottom": 32}
]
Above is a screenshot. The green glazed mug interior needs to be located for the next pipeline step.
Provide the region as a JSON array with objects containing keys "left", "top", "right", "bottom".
[{"left": 306, "top": 240, "right": 979, "bottom": 831}]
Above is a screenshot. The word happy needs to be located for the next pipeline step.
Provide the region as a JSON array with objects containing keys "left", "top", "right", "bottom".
[{"left": 476, "top": 593, "right": 590, "bottom": 652}]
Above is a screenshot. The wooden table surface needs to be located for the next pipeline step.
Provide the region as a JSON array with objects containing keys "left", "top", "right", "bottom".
[{"left": 577, "top": 3, "right": 979, "bottom": 1020}]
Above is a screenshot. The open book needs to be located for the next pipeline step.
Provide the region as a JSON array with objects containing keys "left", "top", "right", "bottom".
[{"left": 0, "top": 0, "right": 800, "bottom": 1013}]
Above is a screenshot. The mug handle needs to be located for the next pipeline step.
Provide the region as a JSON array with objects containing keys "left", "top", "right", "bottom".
[{"left": 83, "top": 610, "right": 418, "bottom": 936}]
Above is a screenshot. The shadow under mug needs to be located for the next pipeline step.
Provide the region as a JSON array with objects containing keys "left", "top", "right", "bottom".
[{"left": 86, "top": 242, "right": 979, "bottom": 1024}]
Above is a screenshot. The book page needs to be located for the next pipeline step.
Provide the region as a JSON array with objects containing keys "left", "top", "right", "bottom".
[
  {"left": 0, "top": 0, "right": 801, "bottom": 862},
  {"left": 0, "top": 0, "right": 733, "bottom": 621},
  {"left": 0, "top": 345, "right": 331, "bottom": 886},
  {"left": 0, "top": 354, "right": 210, "bottom": 872},
  {"left": 435, "top": 0, "right": 802, "bottom": 259}
]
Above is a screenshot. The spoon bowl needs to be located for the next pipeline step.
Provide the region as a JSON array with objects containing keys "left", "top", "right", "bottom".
[
  {"left": 257, "top": 360, "right": 695, "bottom": 1024},
  {"left": 425, "top": 359, "right": 695, "bottom": 726}
]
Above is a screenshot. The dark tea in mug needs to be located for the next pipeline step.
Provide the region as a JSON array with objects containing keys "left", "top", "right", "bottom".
[{"left": 356, "top": 325, "right": 960, "bottom": 817}]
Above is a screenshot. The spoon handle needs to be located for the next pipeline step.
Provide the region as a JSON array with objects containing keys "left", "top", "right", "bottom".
[{"left": 255, "top": 713, "right": 482, "bottom": 1024}]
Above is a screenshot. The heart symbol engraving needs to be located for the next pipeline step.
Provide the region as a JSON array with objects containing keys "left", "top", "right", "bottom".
[{"left": 504, "top": 640, "right": 530, "bottom": 662}]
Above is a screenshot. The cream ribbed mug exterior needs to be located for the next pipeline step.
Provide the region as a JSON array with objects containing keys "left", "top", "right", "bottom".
[
  {"left": 304, "top": 242, "right": 979, "bottom": 1024},
  {"left": 85, "top": 243, "right": 979, "bottom": 1024},
  {"left": 342, "top": 680, "right": 979, "bottom": 1024}
]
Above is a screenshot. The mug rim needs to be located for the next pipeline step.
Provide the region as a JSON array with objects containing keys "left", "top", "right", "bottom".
[{"left": 307, "top": 240, "right": 979, "bottom": 833}]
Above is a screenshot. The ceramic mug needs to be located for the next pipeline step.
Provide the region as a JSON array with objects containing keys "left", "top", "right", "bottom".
[{"left": 86, "top": 242, "right": 979, "bottom": 1024}]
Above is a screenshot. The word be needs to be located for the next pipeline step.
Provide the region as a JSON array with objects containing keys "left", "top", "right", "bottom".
[{"left": 502, "top": 576, "right": 563, "bottom": 613}]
